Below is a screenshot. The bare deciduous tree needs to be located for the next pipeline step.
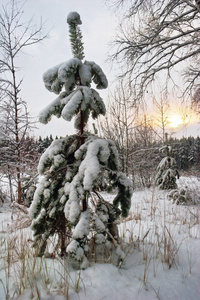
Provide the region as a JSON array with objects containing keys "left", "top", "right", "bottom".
[
  {"left": 0, "top": 0, "right": 47, "bottom": 203},
  {"left": 186, "top": 56, "right": 200, "bottom": 113},
  {"left": 131, "top": 114, "right": 161, "bottom": 187},
  {"left": 98, "top": 80, "right": 135, "bottom": 176},
  {"left": 108, "top": 0, "right": 200, "bottom": 101},
  {"left": 98, "top": 80, "right": 162, "bottom": 187},
  {"left": 192, "top": 87, "right": 200, "bottom": 113},
  {"left": 152, "top": 95, "right": 170, "bottom": 143}
]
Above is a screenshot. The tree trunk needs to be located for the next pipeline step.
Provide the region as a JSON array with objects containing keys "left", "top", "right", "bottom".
[
  {"left": 60, "top": 212, "right": 66, "bottom": 256},
  {"left": 7, "top": 166, "right": 15, "bottom": 202},
  {"left": 80, "top": 110, "right": 87, "bottom": 211}
]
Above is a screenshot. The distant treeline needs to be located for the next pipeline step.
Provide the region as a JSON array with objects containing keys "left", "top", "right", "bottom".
[
  {"left": 0, "top": 134, "right": 199, "bottom": 180},
  {"left": 24, "top": 134, "right": 200, "bottom": 172},
  {"left": 168, "top": 136, "right": 200, "bottom": 172},
  {"left": 36, "top": 135, "right": 200, "bottom": 173}
]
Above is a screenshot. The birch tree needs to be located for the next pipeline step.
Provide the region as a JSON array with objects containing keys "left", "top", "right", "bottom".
[
  {"left": 152, "top": 95, "right": 170, "bottom": 143},
  {"left": 0, "top": 0, "right": 47, "bottom": 203},
  {"left": 99, "top": 81, "right": 135, "bottom": 176}
]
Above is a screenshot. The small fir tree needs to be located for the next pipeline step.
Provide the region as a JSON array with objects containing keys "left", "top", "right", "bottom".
[
  {"left": 155, "top": 134, "right": 179, "bottom": 190},
  {"left": 30, "top": 12, "right": 133, "bottom": 268}
]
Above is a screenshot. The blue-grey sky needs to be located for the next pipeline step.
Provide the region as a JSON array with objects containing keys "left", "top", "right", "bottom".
[
  {"left": 1, "top": 0, "right": 199, "bottom": 138},
  {"left": 1, "top": 0, "right": 118, "bottom": 137}
]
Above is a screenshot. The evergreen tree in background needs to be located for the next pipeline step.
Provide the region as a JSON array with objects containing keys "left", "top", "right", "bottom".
[
  {"left": 155, "top": 134, "right": 179, "bottom": 190},
  {"left": 168, "top": 136, "right": 200, "bottom": 173},
  {"left": 30, "top": 12, "right": 133, "bottom": 268}
]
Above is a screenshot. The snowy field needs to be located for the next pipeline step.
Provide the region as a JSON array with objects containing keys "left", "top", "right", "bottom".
[{"left": 0, "top": 176, "right": 199, "bottom": 300}]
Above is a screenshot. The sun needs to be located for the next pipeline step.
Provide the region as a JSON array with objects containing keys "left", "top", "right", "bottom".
[{"left": 168, "top": 114, "right": 183, "bottom": 128}]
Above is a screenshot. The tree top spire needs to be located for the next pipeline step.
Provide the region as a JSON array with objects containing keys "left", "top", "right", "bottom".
[
  {"left": 67, "top": 11, "right": 84, "bottom": 60},
  {"left": 67, "top": 11, "right": 82, "bottom": 25}
]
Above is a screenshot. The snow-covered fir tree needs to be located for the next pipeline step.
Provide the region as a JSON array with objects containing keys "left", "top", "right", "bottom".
[
  {"left": 155, "top": 134, "right": 179, "bottom": 190},
  {"left": 30, "top": 12, "right": 133, "bottom": 268}
]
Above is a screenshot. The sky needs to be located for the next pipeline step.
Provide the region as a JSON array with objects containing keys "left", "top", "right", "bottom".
[
  {"left": 1, "top": 0, "right": 199, "bottom": 139},
  {"left": 1, "top": 0, "right": 118, "bottom": 138}
]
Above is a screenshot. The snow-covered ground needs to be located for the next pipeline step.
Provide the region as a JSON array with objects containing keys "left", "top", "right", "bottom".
[{"left": 0, "top": 176, "right": 199, "bottom": 300}]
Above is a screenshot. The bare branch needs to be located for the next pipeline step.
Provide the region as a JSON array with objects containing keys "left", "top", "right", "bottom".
[
  {"left": 0, "top": 0, "right": 47, "bottom": 203},
  {"left": 108, "top": 0, "right": 200, "bottom": 100}
]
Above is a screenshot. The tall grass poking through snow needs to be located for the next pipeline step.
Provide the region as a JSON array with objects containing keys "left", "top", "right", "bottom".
[
  {"left": 119, "top": 181, "right": 199, "bottom": 287},
  {"left": 0, "top": 224, "right": 86, "bottom": 299},
  {"left": 0, "top": 176, "right": 199, "bottom": 299}
]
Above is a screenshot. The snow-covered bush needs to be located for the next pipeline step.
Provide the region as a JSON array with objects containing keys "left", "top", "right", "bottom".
[
  {"left": 168, "top": 187, "right": 193, "bottom": 205},
  {"left": 177, "top": 176, "right": 200, "bottom": 205},
  {"left": 30, "top": 12, "right": 133, "bottom": 269},
  {"left": 155, "top": 143, "right": 179, "bottom": 190}
]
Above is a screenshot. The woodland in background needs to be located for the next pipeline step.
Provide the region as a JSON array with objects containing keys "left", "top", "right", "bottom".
[
  {"left": 0, "top": 0, "right": 200, "bottom": 206},
  {"left": 0, "top": 133, "right": 200, "bottom": 205}
]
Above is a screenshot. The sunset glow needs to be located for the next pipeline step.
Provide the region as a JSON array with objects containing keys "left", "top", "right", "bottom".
[{"left": 168, "top": 114, "right": 183, "bottom": 128}]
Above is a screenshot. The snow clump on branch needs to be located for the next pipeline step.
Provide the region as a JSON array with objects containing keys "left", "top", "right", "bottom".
[{"left": 67, "top": 11, "right": 82, "bottom": 25}]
